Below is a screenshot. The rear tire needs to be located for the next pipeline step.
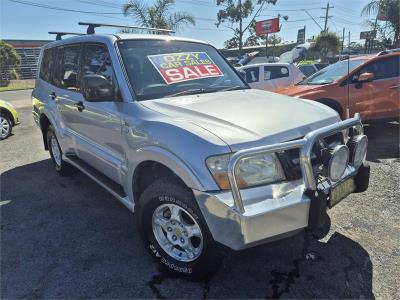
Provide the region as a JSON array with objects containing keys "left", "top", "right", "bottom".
[
  {"left": 136, "top": 177, "right": 220, "bottom": 279},
  {"left": 46, "top": 126, "right": 74, "bottom": 176},
  {"left": 0, "top": 114, "right": 12, "bottom": 140}
]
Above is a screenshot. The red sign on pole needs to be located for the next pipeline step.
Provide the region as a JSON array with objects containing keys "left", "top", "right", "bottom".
[{"left": 255, "top": 18, "right": 280, "bottom": 36}]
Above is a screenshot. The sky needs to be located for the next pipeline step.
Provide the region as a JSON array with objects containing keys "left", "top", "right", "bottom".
[{"left": 0, "top": 0, "right": 373, "bottom": 48}]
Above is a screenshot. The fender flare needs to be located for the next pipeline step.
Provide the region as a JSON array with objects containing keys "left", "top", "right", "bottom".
[
  {"left": 125, "top": 146, "right": 209, "bottom": 203},
  {"left": 316, "top": 98, "right": 344, "bottom": 117}
]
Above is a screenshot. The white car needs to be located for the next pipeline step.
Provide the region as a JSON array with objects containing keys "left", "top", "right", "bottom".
[{"left": 238, "top": 63, "right": 305, "bottom": 91}]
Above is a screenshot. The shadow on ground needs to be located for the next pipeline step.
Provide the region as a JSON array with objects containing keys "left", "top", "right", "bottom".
[
  {"left": 365, "top": 122, "right": 399, "bottom": 162},
  {"left": 1, "top": 159, "right": 374, "bottom": 299}
]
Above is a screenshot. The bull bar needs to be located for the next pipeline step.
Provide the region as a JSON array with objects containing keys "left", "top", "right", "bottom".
[{"left": 227, "top": 113, "right": 363, "bottom": 214}]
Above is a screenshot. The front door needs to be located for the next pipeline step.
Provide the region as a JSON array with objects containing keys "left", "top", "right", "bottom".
[
  {"left": 74, "top": 43, "right": 125, "bottom": 183},
  {"left": 262, "top": 65, "right": 291, "bottom": 91},
  {"left": 349, "top": 55, "right": 400, "bottom": 120}
]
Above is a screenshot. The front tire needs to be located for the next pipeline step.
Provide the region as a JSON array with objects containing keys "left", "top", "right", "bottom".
[
  {"left": 136, "top": 177, "right": 220, "bottom": 278},
  {"left": 0, "top": 114, "right": 12, "bottom": 140},
  {"left": 46, "top": 126, "right": 74, "bottom": 176}
]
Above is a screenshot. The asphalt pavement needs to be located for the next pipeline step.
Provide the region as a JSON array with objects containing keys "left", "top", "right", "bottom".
[{"left": 1, "top": 89, "right": 399, "bottom": 299}]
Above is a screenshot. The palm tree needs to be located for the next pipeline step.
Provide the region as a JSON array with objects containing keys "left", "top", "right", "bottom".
[
  {"left": 361, "top": 0, "right": 400, "bottom": 48},
  {"left": 122, "top": 0, "right": 195, "bottom": 33}
]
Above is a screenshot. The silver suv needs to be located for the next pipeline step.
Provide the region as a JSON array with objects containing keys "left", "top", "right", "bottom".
[{"left": 32, "top": 24, "right": 370, "bottom": 277}]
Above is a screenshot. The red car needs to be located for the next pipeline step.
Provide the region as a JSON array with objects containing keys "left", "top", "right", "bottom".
[{"left": 275, "top": 52, "right": 399, "bottom": 121}]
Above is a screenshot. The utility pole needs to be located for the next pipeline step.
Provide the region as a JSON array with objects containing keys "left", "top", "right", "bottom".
[
  {"left": 321, "top": 2, "right": 334, "bottom": 33},
  {"left": 238, "top": 0, "right": 243, "bottom": 57}
]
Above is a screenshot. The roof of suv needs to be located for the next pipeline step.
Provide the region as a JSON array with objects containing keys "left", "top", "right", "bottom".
[{"left": 44, "top": 33, "right": 209, "bottom": 49}]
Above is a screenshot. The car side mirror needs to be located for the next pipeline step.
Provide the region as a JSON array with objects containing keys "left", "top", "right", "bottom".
[
  {"left": 81, "top": 74, "right": 115, "bottom": 102},
  {"left": 358, "top": 72, "right": 374, "bottom": 83}
]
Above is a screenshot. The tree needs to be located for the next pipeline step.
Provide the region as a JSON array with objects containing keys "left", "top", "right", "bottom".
[
  {"left": 311, "top": 32, "right": 341, "bottom": 62},
  {"left": 0, "top": 40, "right": 20, "bottom": 87},
  {"left": 216, "top": 0, "right": 278, "bottom": 55},
  {"left": 361, "top": 0, "right": 400, "bottom": 48},
  {"left": 122, "top": 0, "right": 195, "bottom": 33}
]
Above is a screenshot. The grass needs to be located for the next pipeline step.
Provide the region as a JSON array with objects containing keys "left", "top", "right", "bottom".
[{"left": 0, "top": 80, "right": 35, "bottom": 92}]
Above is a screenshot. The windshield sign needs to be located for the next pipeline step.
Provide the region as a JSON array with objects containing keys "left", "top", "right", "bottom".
[
  {"left": 118, "top": 40, "right": 247, "bottom": 101},
  {"left": 147, "top": 52, "right": 223, "bottom": 84}
]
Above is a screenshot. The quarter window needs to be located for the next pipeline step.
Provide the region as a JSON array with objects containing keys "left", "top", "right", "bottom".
[
  {"left": 243, "top": 67, "right": 260, "bottom": 83},
  {"left": 264, "top": 66, "right": 289, "bottom": 80}
]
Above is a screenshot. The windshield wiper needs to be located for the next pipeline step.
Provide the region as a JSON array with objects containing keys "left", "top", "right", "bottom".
[
  {"left": 219, "top": 85, "right": 248, "bottom": 92},
  {"left": 168, "top": 88, "right": 214, "bottom": 97}
]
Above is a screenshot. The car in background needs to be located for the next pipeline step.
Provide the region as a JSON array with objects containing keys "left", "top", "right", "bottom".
[
  {"left": 0, "top": 99, "right": 19, "bottom": 140},
  {"left": 237, "top": 63, "right": 305, "bottom": 91},
  {"left": 275, "top": 52, "right": 400, "bottom": 121},
  {"left": 296, "top": 61, "right": 329, "bottom": 78}
]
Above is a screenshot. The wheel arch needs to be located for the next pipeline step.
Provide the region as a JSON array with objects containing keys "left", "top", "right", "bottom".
[
  {"left": 316, "top": 98, "right": 344, "bottom": 118},
  {"left": 0, "top": 107, "right": 15, "bottom": 125},
  {"left": 128, "top": 146, "right": 207, "bottom": 204},
  {"left": 39, "top": 113, "right": 51, "bottom": 150}
]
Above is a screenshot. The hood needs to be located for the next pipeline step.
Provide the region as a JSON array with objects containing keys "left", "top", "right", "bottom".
[
  {"left": 274, "top": 84, "right": 328, "bottom": 97},
  {"left": 141, "top": 89, "right": 339, "bottom": 151}
]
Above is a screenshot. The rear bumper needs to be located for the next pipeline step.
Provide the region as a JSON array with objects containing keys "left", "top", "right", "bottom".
[{"left": 194, "top": 114, "right": 370, "bottom": 250}]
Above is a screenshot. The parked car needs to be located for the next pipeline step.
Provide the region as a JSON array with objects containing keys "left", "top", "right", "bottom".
[
  {"left": 0, "top": 99, "right": 19, "bottom": 140},
  {"left": 32, "top": 23, "right": 370, "bottom": 277},
  {"left": 275, "top": 52, "right": 400, "bottom": 121},
  {"left": 237, "top": 63, "right": 305, "bottom": 91}
]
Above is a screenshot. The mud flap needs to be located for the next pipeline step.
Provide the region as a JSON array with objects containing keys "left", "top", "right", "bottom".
[
  {"left": 305, "top": 189, "right": 328, "bottom": 230},
  {"left": 353, "top": 162, "right": 370, "bottom": 193}
]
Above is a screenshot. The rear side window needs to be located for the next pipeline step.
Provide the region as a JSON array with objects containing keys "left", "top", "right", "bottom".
[
  {"left": 243, "top": 67, "right": 259, "bottom": 83},
  {"left": 81, "top": 43, "right": 115, "bottom": 87},
  {"left": 299, "top": 65, "right": 316, "bottom": 77},
  {"left": 264, "top": 66, "right": 289, "bottom": 80},
  {"left": 54, "top": 45, "right": 81, "bottom": 91},
  {"left": 39, "top": 48, "right": 55, "bottom": 83}
]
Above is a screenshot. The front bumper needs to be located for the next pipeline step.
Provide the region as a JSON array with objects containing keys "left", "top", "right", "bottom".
[{"left": 195, "top": 114, "right": 370, "bottom": 250}]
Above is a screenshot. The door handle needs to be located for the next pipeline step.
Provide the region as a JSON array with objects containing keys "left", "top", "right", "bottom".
[
  {"left": 388, "top": 85, "right": 398, "bottom": 90},
  {"left": 73, "top": 101, "right": 85, "bottom": 112},
  {"left": 50, "top": 92, "right": 57, "bottom": 100}
]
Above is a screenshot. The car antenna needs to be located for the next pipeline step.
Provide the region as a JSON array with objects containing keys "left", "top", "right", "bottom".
[
  {"left": 48, "top": 32, "right": 85, "bottom": 41},
  {"left": 78, "top": 22, "right": 175, "bottom": 35},
  {"left": 346, "top": 31, "right": 350, "bottom": 119}
]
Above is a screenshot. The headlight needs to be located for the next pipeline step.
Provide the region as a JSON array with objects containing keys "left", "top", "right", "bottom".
[
  {"left": 206, "top": 153, "right": 286, "bottom": 190},
  {"left": 348, "top": 135, "right": 368, "bottom": 168},
  {"left": 327, "top": 145, "right": 349, "bottom": 182}
]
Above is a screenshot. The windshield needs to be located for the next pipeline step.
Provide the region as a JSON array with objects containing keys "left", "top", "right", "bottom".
[
  {"left": 117, "top": 40, "right": 248, "bottom": 100},
  {"left": 299, "top": 59, "right": 366, "bottom": 85}
]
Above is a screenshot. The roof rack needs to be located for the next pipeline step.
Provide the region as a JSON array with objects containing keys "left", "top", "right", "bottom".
[
  {"left": 49, "top": 32, "right": 85, "bottom": 41},
  {"left": 78, "top": 22, "right": 175, "bottom": 35},
  {"left": 376, "top": 48, "right": 400, "bottom": 56}
]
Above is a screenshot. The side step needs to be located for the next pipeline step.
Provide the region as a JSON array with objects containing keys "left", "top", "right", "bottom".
[{"left": 64, "top": 155, "right": 134, "bottom": 212}]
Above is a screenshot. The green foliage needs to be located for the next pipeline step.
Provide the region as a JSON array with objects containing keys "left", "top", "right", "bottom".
[
  {"left": 0, "top": 40, "right": 21, "bottom": 87},
  {"left": 216, "top": 0, "right": 278, "bottom": 53},
  {"left": 361, "top": 0, "right": 400, "bottom": 48},
  {"left": 122, "top": 0, "right": 195, "bottom": 32},
  {"left": 311, "top": 32, "right": 341, "bottom": 62}
]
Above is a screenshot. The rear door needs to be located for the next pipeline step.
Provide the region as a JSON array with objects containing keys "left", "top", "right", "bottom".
[{"left": 349, "top": 55, "right": 399, "bottom": 120}]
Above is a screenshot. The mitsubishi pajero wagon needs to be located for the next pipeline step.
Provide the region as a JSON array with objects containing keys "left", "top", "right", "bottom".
[{"left": 32, "top": 23, "right": 370, "bottom": 277}]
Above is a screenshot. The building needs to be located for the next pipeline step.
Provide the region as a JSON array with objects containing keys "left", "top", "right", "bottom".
[{"left": 3, "top": 39, "right": 51, "bottom": 79}]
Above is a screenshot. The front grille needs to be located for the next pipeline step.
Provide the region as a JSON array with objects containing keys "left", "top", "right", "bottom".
[{"left": 277, "top": 131, "right": 344, "bottom": 181}]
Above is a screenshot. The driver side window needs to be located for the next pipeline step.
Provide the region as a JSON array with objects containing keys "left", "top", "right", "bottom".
[
  {"left": 82, "top": 44, "right": 116, "bottom": 90},
  {"left": 352, "top": 56, "right": 399, "bottom": 83}
]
